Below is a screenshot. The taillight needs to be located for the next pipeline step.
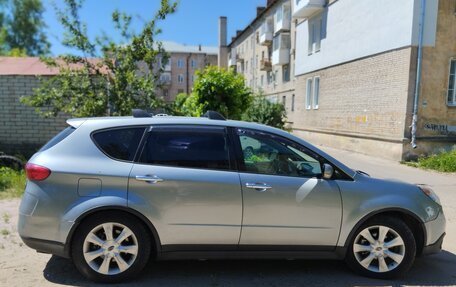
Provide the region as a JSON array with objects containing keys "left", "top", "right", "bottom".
[{"left": 25, "top": 163, "right": 51, "bottom": 181}]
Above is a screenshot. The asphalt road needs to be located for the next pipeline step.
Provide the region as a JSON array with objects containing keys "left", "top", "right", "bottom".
[{"left": 1, "top": 146, "right": 455, "bottom": 287}]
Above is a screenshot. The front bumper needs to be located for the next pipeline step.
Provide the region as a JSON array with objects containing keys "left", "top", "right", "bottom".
[
  {"left": 422, "top": 208, "right": 446, "bottom": 255},
  {"left": 422, "top": 232, "right": 445, "bottom": 256}
]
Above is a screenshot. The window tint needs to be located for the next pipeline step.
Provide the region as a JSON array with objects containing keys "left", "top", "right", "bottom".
[
  {"left": 237, "top": 128, "right": 322, "bottom": 177},
  {"left": 92, "top": 127, "right": 145, "bottom": 161},
  {"left": 39, "top": 126, "right": 75, "bottom": 152},
  {"left": 139, "top": 128, "right": 230, "bottom": 170}
]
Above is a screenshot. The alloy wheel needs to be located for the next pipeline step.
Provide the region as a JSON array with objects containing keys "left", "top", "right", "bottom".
[
  {"left": 353, "top": 225, "right": 406, "bottom": 273},
  {"left": 83, "top": 222, "right": 139, "bottom": 275}
]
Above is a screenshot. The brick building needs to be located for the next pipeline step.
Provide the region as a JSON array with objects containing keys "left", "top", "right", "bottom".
[
  {"left": 222, "top": 0, "right": 456, "bottom": 160},
  {"left": 157, "top": 41, "right": 218, "bottom": 101},
  {"left": 0, "top": 57, "right": 67, "bottom": 156},
  {"left": 0, "top": 41, "right": 218, "bottom": 155}
]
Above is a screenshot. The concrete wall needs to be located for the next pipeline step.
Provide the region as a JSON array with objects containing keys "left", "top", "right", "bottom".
[
  {"left": 0, "top": 75, "right": 68, "bottom": 156},
  {"left": 294, "top": 0, "right": 439, "bottom": 76}
]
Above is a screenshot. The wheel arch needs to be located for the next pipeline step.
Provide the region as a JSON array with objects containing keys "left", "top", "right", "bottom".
[
  {"left": 65, "top": 206, "right": 162, "bottom": 258},
  {"left": 337, "top": 208, "right": 426, "bottom": 258}
]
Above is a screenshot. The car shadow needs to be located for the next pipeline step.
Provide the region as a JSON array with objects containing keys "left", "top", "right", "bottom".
[{"left": 43, "top": 251, "right": 456, "bottom": 287}]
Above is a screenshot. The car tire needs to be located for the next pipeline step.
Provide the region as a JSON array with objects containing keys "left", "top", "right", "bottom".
[
  {"left": 71, "top": 211, "right": 151, "bottom": 283},
  {"left": 345, "top": 216, "right": 416, "bottom": 279}
]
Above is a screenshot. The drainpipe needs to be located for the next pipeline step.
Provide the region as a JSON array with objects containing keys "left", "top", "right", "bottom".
[{"left": 411, "top": 0, "right": 426, "bottom": 149}]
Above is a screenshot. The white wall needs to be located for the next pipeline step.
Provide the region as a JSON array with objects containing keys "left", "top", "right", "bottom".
[{"left": 294, "top": 0, "right": 439, "bottom": 76}]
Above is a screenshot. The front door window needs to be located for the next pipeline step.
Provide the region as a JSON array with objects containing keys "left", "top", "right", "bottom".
[{"left": 237, "top": 128, "right": 322, "bottom": 177}]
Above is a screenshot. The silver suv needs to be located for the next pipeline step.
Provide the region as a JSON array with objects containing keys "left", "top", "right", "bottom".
[{"left": 18, "top": 111, "right": 445, "bottom": 282}]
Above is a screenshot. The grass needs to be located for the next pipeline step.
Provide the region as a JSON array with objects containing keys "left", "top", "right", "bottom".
[
  {"left": 0, "top": 167, "right": 26, "bottom": 199},
  {"left": 404, "top": 149, "right": 456, "bottom": 172},
  {"left": 2, "top": 212, "right": 10, "bottom": 224}
]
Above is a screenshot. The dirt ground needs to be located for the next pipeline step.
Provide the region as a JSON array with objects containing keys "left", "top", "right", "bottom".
[{"left": 0, "top": 147, "right": 455, "bottom": 287}]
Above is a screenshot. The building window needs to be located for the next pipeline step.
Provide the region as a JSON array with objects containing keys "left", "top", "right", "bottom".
[
  {"left": 163, "top": 89, "right": 169, "bottom": 98},
  {"left": 178, "top": 89, "right": 184, "bottom": 94},
  {"left": 308, "top": 16, "right": 322, "bottom": 55},
  {"left": 306, "top": 78, "right": 313, "bottom": 110},
  {"left": 291, "top": 94, "right": 295, "bottom": 112},
  {"left": 448, "top": 59, "right": 456, "bottom": 106},
  {"left": 313, "top": 76, "right": 320, "bottom": 109},
  {"left": 282, "top": 95, "right": 286, "bottom": 108},
  {"left": 261, "top": 75, "right": 264, "bottom": 86},
  {"left": 191, "top": 59, "right": 197, "bottom": 68},
  {"left": 178, "top": 74, "right": 184, "bottom": 83},
  {"left": 245, "top": 61, "right": 249, "bottom": 73},
  {"left": 282, "top": 64, "right": 290, "bottom": 83},
  {"left": 267, "top": 71, "right": 272, "bottom": 84},
  {"left": 177, "top": 58, "right": 184, "bottom": 68}
]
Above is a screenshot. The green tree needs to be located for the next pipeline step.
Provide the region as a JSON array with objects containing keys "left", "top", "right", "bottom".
[
  {"left": 175, "top": 66, "right": 252, "bottom": 119},
  {"left": 1, "top": 0, "right": 50, "bottom": 56},
  {"left": 242, "top": 95, "right": 287, "bottom": 129},
  {"left": 0, "top": 0, "right": 7, "bottom": 55},
  {"left": 21, "top": 0, "right": 177, "bottom": 118}
]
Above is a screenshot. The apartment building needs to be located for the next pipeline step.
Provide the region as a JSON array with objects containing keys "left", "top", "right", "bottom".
[
  {"left": 219, "top": 0, "right": 296, "bottom": 110},
  {"left": 157, "top": 41, "right": 218, "bottom": 102},
  {"left": 221, "top": 0, "right": 456, "bottom": 161}
]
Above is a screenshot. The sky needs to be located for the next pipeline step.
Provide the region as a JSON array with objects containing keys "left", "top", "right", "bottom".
[{"left": 42, "top": 0, "right": 266, "bottom": 56}]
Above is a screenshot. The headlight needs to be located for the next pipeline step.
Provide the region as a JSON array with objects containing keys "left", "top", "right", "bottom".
[{"left": 418, "top": 185, "right": 441, "bottom": 205}]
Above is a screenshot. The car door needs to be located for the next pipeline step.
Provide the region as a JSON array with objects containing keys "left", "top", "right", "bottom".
[
  {"left": 234, "top": 128, "right": 342, "bottom": 248},
  {"left": 128, "top": 125, "right": 242, "bottom": 248}
]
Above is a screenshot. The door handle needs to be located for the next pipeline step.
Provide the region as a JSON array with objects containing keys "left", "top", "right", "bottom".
[
  {"left": 245, "top": 182, "right": 272, "bottom": 192},
  {"left": 135, "top": 175, "right": 163, "bottom": 184}
]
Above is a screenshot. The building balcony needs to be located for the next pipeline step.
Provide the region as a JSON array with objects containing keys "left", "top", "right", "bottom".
[
  {"left": 259, "top": 19, "right": 274, "bottom": 46},
  {"left": 259, "top": 31, "right": 273, "bottom": 46},
  {"left": 260, "top": 59, "right": 272, "bottom": 71},
  {"left": 272, "top": 49, "right": 290, "bottom": 66},
  {"left": 293, "top": 0, "right": 325, "bottom": 19},
  {"left": 159, "top": 72, "right": 171, "bottom": 86},
  {"left": 228, "top": 57, "right": 236, "bottom": 67},
  {"left": 272, "top": 33, "right": 291, "bottom": 66},
  {"left": 274, "top": 2, "right": 291, "bottom": 33}
]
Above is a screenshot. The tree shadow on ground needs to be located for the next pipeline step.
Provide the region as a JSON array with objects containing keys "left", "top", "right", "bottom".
[{"left": 43, "top": 250, "right": 456, "bottom": 287}]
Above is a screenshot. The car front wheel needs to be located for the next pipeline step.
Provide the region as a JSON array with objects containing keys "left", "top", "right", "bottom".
[
  {"left": 345, "top": 216, "right": 416, "bottom": 279},
  {"left": 71, "top": 211, "right": 151, "bottom": 283}
]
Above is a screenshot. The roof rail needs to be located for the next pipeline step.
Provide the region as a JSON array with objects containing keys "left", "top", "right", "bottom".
[
  {"left": 202, "top": 111, "right": 226, "bottom": 121},
  {"left": 132, "top": 109, "right": 153, "bottom": 118}
]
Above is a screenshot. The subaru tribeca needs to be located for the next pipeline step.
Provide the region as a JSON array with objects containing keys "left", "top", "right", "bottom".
[{"left": 18, "top": 111, "right": 445, "bottom": 282}]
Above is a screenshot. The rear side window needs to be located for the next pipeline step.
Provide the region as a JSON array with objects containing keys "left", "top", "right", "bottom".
[
  {"left": 139, "top": 128, "right": 230, "bottom": 170},
  {"left": 39, "top": 126, "right": 75, "bottom": 152},
  {"left": 92, "top": 127, "right": 145, "bottom": 161}
]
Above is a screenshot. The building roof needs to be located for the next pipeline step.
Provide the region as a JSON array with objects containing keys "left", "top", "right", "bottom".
[
  {"left": 0, "top": 57, "right": 60, "bottom": 76},
  {"left": 228, "top": 0, "right": 279, "bottom": 47},
  {"left": 161, "top": 41, "right": 218, "bottom": 55}
]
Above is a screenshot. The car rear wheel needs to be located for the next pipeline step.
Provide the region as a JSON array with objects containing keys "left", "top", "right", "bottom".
[
  {"left": 71, "top": 212, "right": 151, "bottom": 283},
  {"left": 345, "top": 216, "right": 416, "bottom": 279}
]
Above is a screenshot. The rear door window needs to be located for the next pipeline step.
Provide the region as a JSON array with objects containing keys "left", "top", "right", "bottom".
[
  {"left": 92, "top": 127, "right": 146, "bottom": 161},
  {"left": 139, "top": 127, "right": 231, "bottom": 170}
]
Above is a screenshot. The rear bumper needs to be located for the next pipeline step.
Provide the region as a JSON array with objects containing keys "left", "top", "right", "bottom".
[
  {"left": 421, "top": 232, "right": 445, "bottom": 256},
  {"left": 20, "top": 236, "right": 70, "bottom": 258}
]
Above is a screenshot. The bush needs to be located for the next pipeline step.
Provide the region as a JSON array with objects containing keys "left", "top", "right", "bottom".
[
  {"left": 242, "top": 96, "right": 287, "bottom": 130},
  {"left": 0, "top": 167, "right": 26, "bottom": 199},
  {"left": 174, "top": 66, "right": 252, "bottom": 119},
  {"left": 415, "top": 149, "right": 456, "bottom": 172}
]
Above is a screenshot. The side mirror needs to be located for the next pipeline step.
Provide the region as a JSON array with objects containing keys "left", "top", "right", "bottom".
[{"left": 322, "top": 163, "right": 334, "bottom": 180}]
